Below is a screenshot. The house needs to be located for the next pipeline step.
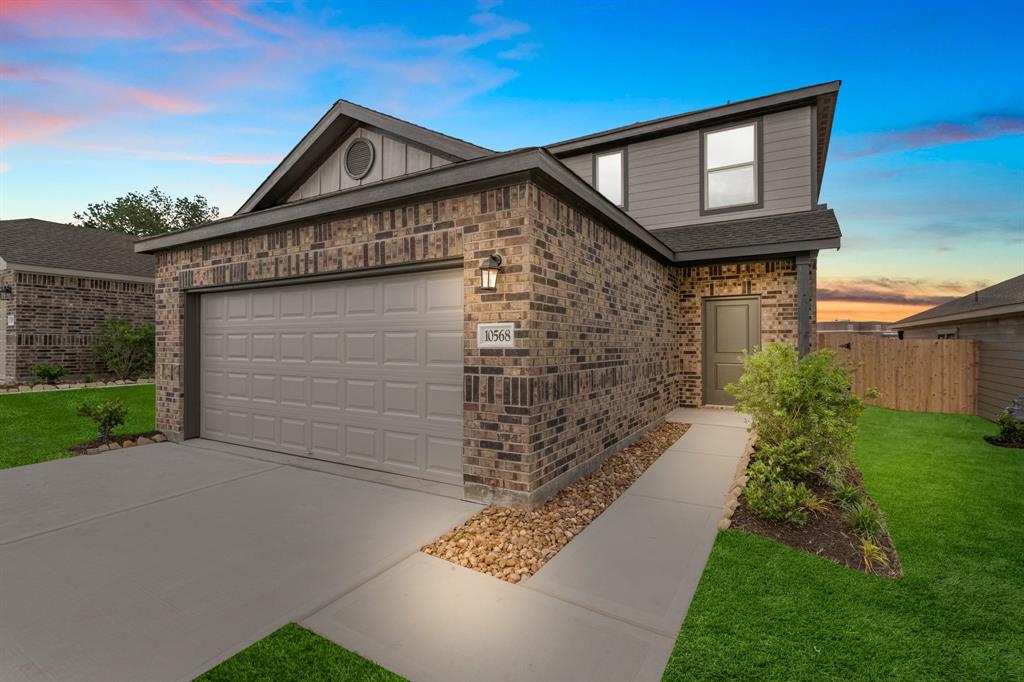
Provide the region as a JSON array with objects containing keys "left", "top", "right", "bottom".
[
  {"left": 0, "top": 219, "right": 155, "bottom": 383},
  {"left": 818, "top": 320, "right": 896, "bottom": 336},
  {"left": 135, "top": 81, "right": 843, "bottom": 507},
  {"left": 893, "top": 274, "right": 1024, "bottom": 419}
]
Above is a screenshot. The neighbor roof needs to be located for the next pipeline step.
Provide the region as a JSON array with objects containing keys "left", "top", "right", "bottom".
[
  {"left": 0, "top": 219, "right": 155, "bottom": 279},
  {"left": 894, "top": 274, "right": 1024, "bottom": 328},
  {"left": 654, "top": 207, "right": 842, "bottom": 263},
  {"left": 236, "top": 99, "right": 495, "bottom": 215}
]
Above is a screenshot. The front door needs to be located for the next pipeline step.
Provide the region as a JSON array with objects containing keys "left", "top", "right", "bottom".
[{"left": 703, "top": 296, "right": 760, "bottom": 405}]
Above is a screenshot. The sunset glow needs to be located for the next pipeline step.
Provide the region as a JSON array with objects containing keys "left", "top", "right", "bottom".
[{"left": 1, "top": 0, "right": 1020, "bottom": 305}]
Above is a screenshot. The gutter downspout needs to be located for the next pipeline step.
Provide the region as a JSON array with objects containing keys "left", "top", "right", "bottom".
[{"left": 795, "top": 254, "right": 812, "bottom": 357}]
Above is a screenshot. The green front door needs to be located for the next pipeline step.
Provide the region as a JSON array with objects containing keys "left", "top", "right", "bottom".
[{"left": 703, "top": 296, "right": 760, "bottom": 405}]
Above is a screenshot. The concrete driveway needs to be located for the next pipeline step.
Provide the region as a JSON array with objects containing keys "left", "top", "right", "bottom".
[{"left": 0, "top": 442, "right": 478, "bottom": 682}]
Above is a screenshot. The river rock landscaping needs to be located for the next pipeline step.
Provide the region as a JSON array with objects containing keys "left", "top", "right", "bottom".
[{"left": 422, "top": 421, "right": 689, "bottom": 583}]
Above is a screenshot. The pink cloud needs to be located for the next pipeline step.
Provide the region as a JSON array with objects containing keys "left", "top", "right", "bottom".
[
  {"left": 75, "top": 142, "right": 278, "bottom": 165},
  {"left": 124, "top": 87, "right": 206, "bottom": 115},
  {"left": 0, "top": 0, "right": 155, "bottom": 38},
  {"left": 0, "top": 105, "right": 81, "bottom": 148},
  {"left": 837, "top": 113, "right": 1024, "bottom": 160}
]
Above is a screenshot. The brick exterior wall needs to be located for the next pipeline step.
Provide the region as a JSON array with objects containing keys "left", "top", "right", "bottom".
[
  {"left": 150, "top": 180, "right": 810, "bottom": 507},
  {"left": 2, "top": 271, "right": 154, "bottom": 381},
  {"left": 465, "top": 187, "right": 685, "bottom": 504},
  {"left": 678, "top": 258, "right": 815, "bottom": 406}
]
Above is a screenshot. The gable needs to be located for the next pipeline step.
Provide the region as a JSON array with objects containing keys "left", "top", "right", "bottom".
[
  {"left": 286, "top": 126, "right": 453, "bottom": 204},
  {"left": 236, "top": 100, "right": 492, "bottom": 215}
]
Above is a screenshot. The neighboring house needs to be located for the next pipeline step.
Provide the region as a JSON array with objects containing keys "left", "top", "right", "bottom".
[
  {"left": 893, "top": 274, "right": 1024, "bottom": 420},
  {"left": 136, "top": 81, "right": 843, "bottom": 507},
  {"left": 0, "top": 219, "right": 155, "bottom": 382},
  {"left": 818, "top": 320, "right": 896, "bottom": 336}
]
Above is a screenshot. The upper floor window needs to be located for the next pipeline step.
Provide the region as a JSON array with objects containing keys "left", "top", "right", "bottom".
[
  {"left": 703, "top": 122, "right": 759, "bottom": 211},
  {"left": 595, "top": 150, "right": 625, "bottom": 207}
]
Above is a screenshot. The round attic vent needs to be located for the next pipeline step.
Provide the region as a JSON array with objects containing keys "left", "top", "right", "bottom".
[{"left": 344, "top": 138, "right": 375, "bottom": 180}]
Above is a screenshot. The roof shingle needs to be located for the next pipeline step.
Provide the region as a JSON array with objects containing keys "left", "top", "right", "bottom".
[
  {"left": 894, "top": 274, "right": 1024, "bottom": 326},
  {"left": 654, "top": 208, "right": 842, "bottom": 257},
  {"left": 0, "top": 219, "right": 155, "bottom": 279}
]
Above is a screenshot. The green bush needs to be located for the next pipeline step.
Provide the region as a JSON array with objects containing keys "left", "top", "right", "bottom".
[
  {"left": 755, "top": 438, "right": 814, "bottom": 480},
  {"left": 993, "top": 412, "right": 1024, "bottom": 445},
  {"left": 32, "top": 363, "right": 67, "bottom": 384},
  {"left": 77, "top": 399, "right": 128, "bottom": 441},
  {"left": 847, "top": 499, "right": 885, "bottom": 540},
  {"left": 95, "top": 320, "right": 155, "bottom": 380},
  {"left": 744, "top": 460, "right": 811, "bottom": 525},
  {"left": 727, "top": 343, "right": 866, "bottom": 473}
]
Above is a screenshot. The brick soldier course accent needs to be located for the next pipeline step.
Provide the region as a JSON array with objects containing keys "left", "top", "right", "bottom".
[
  {"left": 152, "top": 180, "right": 808, "bottom": 507},
  {"left": 2, "top": 272, "right": 154, "bottom": 381}
]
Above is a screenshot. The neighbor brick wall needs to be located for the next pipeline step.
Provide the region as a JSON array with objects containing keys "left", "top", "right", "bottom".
[
  {"left": 0, "top": 270, "right": 13, "bottom": 381},
  {"left": 5, "top": 271, "right": 154, "bottom": 381},
  {"left": 678, "top": 258, "right": 809, "bottom": 406}
]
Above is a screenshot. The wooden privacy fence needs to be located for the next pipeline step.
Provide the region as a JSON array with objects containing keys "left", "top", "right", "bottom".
[{"left": 817, "top": 333, "right": 979, "bottom": 415}]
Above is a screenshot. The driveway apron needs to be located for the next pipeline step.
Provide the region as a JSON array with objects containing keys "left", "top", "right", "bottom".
[{"left": 0, "top": 443, "right": 478, "bottom": 682}]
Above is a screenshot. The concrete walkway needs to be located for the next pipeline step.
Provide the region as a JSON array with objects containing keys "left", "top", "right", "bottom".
[{"left": 303, "top": 408, "right": 752, "bottom": 682}]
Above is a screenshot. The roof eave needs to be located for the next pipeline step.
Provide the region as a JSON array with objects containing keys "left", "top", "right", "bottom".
[
  {"left": 670, "top": 236, "right": 840, "bottom": 265},
  {"left": 235, "top": 100, "right": 495, "bottom": 216},
  {"left": 545, "top": 80, "right": 841, "bottom": 155},
  {"left": 136, "top": 149, "right": 675, "bottom": 261},
  {"left": 892, "top": 302, "right": 1024, "bottom": 329}
]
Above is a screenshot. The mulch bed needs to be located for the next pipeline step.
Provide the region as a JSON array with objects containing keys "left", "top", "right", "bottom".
[
  {"left": 732, "top": 464, "right": 902, "bottom": 578},
  {"left": 984, "top": 436, "right": 1024, "bottom": 449},
  {"left": 67, "top": 431, "right": 163, "bottom": 455},
  {"left": 422, "top": 422, "right": 690, "bottom": 583}
]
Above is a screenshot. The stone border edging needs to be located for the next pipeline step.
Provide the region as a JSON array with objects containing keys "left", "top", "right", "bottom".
[
  {"left": 718, "top": 429, "right": 756, "bottom": 530},
  {"left": 82, "top": 432, "right": 168, "bottom": 455},
  {"left": 0, "top": 379, "right": 155, "bottom": 394}
]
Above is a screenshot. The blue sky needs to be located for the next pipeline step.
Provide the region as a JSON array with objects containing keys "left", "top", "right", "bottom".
[{"left": 1, "top": 0, "right": 1021, "bottom": 320}]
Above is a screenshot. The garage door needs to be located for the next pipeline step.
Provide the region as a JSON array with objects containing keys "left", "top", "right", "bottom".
[{"left": 200, "top": 268, "right": 464, "bottom": 484}]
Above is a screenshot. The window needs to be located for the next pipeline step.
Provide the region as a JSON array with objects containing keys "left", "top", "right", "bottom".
[
  {"left": 936, "top": 328, "right": 959, "bottom": 339},
  {"left": 595, "top": 150, "right": 625, "bottom": 207},
  {"left": 703, "top": 122, "right": 758, "bottom": 211}
]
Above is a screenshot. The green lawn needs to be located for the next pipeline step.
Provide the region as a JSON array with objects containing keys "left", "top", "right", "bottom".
[
  {"left": 196, "top": 624, "right": 403, "bottom": 682},
  {"left": 664, "top": 406, "right": 1024, "bottom": 681},
  {"left": 0, "top": 384, "right": 156, "bottom": 469}
]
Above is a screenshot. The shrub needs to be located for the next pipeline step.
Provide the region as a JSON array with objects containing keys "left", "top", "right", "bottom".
[
  {"left": 32, "top": 363, "right": 67, "bottom": 384},
  {"left": 859, "top": 536, "right": 890, "bottom": 575},
  {"left": 833, "top": 483, "right": 863, "bottom": 507},
  {"left": 993, "top": 411, "right": 1024, "bottom": 445},
  {"left": 82, "top": 374, "right": 95, "bottom": 384},
  {"left": 745, "top": 460, "right": 810, "bottom": 525},
  {"left": 77, "top": 399, "right": 128, "bottom": 441},
  {"left": 755, "top": 439, "right": 814, "bottom": 480},
  {"left": 728, "top": 343, "right": 866, "bottom": 473},
  {"left": 847, "top": 499, "right": 885, "bottom": 540},
  {"left": 95, "top": 320, "right": 155, "bottom": 380}
]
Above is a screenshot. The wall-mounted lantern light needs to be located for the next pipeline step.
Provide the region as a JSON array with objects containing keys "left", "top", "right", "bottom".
[
  {"left": 479, "top": 253, "right": 503, "bottom": 292},
  {"left": 0, "top": 285, "right": 12, "bottom": 302}
]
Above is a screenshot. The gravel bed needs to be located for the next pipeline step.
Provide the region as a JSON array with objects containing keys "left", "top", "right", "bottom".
[{"left": 422, "top": 422, "right": 689, "bottom": 583}]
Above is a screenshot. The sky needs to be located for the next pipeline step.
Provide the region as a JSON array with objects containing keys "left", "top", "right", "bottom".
[{"left": 1, "top": 0, "right": 1022, "bottom": 322}]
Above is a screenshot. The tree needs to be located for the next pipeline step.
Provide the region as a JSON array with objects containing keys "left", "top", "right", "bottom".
[{"left": 73, "top": 187, "right": 219, "bottom": 237}]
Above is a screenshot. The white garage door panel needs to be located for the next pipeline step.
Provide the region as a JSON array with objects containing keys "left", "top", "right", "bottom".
[{"left": 200, "top": 269, "right": 464, "bottom": 484}]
